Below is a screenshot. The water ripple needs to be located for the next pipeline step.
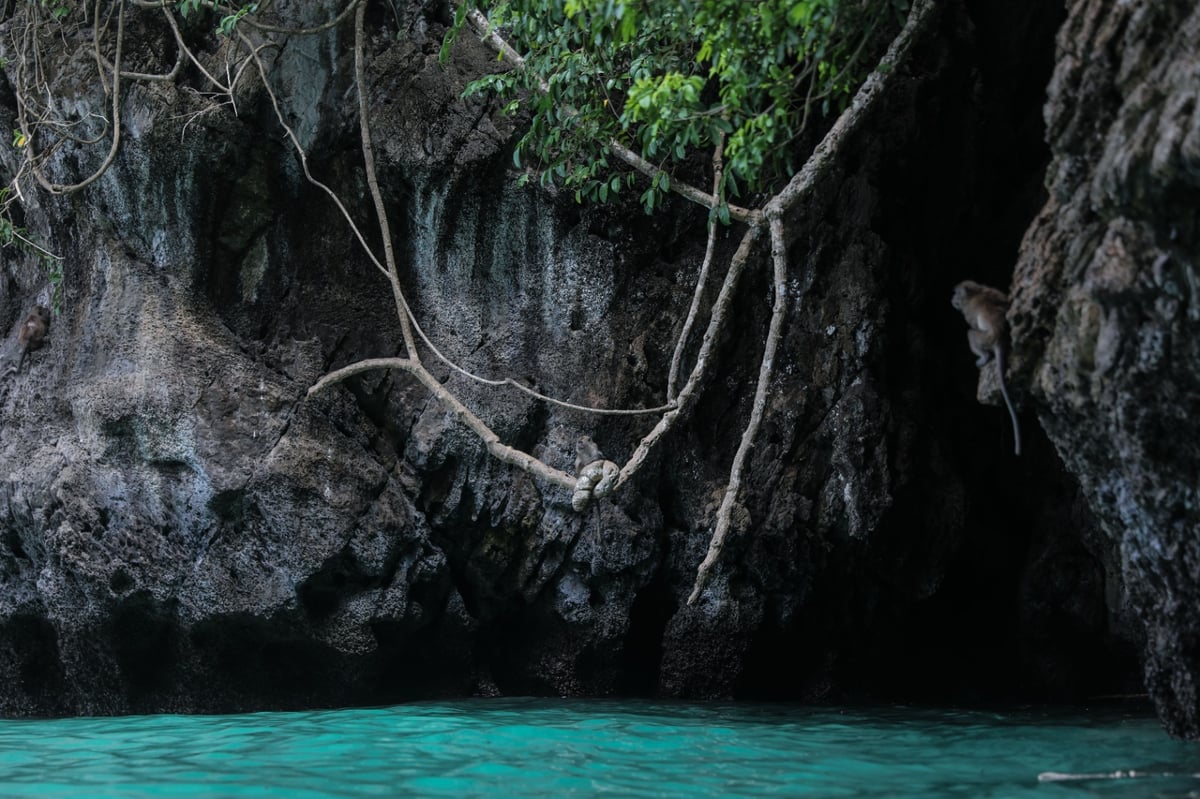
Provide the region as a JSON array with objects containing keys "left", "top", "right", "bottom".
[{"left": 0, "top": 701, "right": 1197, "bottom": 797}]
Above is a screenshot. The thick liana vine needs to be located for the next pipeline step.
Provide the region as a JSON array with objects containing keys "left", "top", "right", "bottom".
[
  {"left": 0, "top": 0, "right": 942, "bottom": 607},
  {"left": 452, "top": 0, "right": 941, "bottom": 603}
]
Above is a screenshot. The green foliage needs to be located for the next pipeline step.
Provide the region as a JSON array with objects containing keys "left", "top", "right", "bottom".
[
  {"left": 177, "top": 0, "right": 204, "bottom": 18},
  {"left": 39, "top": 0, "right": 70, "bottom": 20},
  {"left": 16, "top": 0, "right": 74, "bottom": 21},
  {"left": 455, "top": 0, "right": 907, "bottom": 212},
  {"left": 218, "top": 3, "right": 258, "bottom": 36},
  {"left": 173, "top": 0, "right": 257, "bottom": 35}
]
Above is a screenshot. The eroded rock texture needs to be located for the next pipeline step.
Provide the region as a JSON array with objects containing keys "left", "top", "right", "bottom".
[
  {"left": 1009, "top": 0, "right": 1200, "bottom": 737},
  {"left": 0, "top": 0, "right": 1150, "bottom": 722}
]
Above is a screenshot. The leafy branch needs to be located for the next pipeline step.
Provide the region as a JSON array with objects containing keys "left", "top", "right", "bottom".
[
  {"left": 453, "top": 0, "right": 940, "bottom": 603},
  {"left": 0, "top": 0, "right": 941, "bottom": 609}
]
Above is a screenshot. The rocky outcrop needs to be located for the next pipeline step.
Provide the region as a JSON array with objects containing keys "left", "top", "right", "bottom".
[
  {"left": 0, "top": 0, "right": 1148, "bottom": 721},
  {"left": 1009, "top": 0, "right": 1200, "bottom": 737}
]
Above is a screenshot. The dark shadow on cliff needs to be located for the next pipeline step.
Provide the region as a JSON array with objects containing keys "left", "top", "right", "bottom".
[{"left": 734, "top": 0, "right": 1141, "bottom": 706}]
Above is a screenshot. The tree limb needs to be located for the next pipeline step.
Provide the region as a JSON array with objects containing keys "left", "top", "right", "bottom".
[
  {"left": 687, "top": 214, "right": 790, "bottom": 605},
  {"left": 765, "top": 0, "right": 939, "bottom": 220},
  {"left": 686, "top": 0, "right": 942, "bottom": 599},
  {"left": 607, "top": 141, "right": 760, "bottom": 224},
  {"left": 464, "top": 8, "right": 758, "bottom": 223},
  {"left": 355, "top": 0, "right": 419, "bottom": 361},
  {"left": 668, "top": 132, "right": 726, "bottom": 401},
  {"left": 308, "top": 358, "right": 576, "bottom": 490}
]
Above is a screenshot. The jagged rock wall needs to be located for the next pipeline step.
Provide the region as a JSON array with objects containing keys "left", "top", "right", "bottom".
[
  {"left": 1009, "top": 0, "right": 1200, "bottom": 738},
  {"left": 0, "top": 0, "right": 1148, "bottom": 720}
]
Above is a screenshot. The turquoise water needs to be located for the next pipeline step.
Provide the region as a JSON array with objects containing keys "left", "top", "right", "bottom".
[{"left": 0, "top": 700, "right": 1197, "bottom": 798}]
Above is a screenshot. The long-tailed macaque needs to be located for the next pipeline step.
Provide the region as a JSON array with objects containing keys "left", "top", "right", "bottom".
[
  {"left": 3, "top": 305, "right": 50, "bottom": 377},
  {"left": 951, "top": 281, "right": 1021, "bottom": 456},
  {"left": 574, "top": 435, "right": 604, "bottom": 474}
]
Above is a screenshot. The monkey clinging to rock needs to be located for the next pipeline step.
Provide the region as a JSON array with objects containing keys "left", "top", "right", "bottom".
[
  {"left": 3, "top": 304, "right": 51, "bottom": 378},
  {"left": 951, "top": 281, "right": 1021, "bottom": 456}
]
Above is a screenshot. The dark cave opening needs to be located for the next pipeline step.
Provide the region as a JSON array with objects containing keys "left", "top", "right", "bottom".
[
  {"left": 618, "top": 564, "right": 677, "bottom": 696},
  {"left": 732, "top": 0, "right": 1140, "bottom": 709},
  {"left": 823, "top": 0, "right": 1144, "bottom": 706}
]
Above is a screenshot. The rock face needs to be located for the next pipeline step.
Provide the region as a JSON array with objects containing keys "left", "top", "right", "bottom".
[
  {"left": 1009, "top": 0, "right": 1200, "bottom": 738},
  {"left": 0, "top": 0, "right": 1167, "bottom": 726}
]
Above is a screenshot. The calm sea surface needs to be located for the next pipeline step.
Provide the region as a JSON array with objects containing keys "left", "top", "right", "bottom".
[{"left": 0, "top": 699, "right": 1197, "bottom": 798}]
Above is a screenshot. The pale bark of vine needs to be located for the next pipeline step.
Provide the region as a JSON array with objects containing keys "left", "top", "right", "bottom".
[
  {"left": 687, "top": 215, "right": 790, "bottom": 605},
  {"left": 613, "top": 223, "right": 763, "bottom": 490},
  {"left": 684, "top": 0, "right": 941, "bottom": 601},
  {"left": 309, "top": 359, "right": 576, "bottom": 489},
  {"left": 606, "top": 141, "right": 759, "bottom": 225},
  {"left": 354, "top": 0, "right": 419, "bottom": 361},
  {"left": 667, "top": 134, "right": 726, "bottom": 402}
]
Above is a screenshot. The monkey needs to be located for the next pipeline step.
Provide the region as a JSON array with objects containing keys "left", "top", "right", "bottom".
[
  {"left": 3, "top": 305, "right": 51, "bottom": 378},
  {"left": 574, "top": 434, "right": 604, "bottom": 474},
  {"left": 951, "top": 281, "right": 1021, "bottom": 456}
]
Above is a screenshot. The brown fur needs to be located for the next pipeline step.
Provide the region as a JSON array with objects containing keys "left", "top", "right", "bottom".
[
  {"left": 575, "top": 435, "right": 604, "bottom": 474},
  {"left": 17, "top": 305, "right": 50, "bottom": 351},
  {"left": 5, "top": 305, "right": 50, "bottom": 376},
  {"left": 951, "top": 281, "right": 1021, "bottom": 455}
]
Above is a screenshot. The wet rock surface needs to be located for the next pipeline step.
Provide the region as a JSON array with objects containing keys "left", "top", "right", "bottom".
[
  {"left": 0, "top": 0, "right": 1168, "bottom": 728},
  {"left": 1009, "top": 0, "right": 1200, "bottom": 738}
]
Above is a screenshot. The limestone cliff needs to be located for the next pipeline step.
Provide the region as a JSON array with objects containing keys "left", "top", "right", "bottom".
[
  {"left": 1009, "top": 0, "right": 1200, "bottom": 738},
  {"left": 0, "top": 0, "right": 1175, "bottom": 733}
]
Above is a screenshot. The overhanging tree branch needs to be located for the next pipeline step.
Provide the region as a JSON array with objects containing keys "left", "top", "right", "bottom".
[
  {"left": 464, "top": 8, "right": 759, "bottom": 224},
  {"left": 685, "top": 0, "right": 941, "bottom": 601},
  {"left": 764, "top": 0, "right": 939, "bottom": 221},
  {"left": 462, "top": 1, "right": 942, "bottom": 550}
]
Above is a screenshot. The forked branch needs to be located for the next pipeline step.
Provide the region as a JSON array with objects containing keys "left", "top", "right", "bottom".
[
  {"left": 685, "top": 0, "right": 941, "bottom": 601},
  {"left": 667, "top": 132, "right": 726, "bottom": 401},
  {"left": 464, "top": 9, "right": 759, "bottom": 224},
  {"left": 687, "top": 214, "right": 791, "bottom": 605},
  {"left": 309, "top": 359, "right": 576, "bottom": 490}
]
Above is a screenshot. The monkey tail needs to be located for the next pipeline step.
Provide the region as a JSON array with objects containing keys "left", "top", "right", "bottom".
[
  {"left": 2, "top": 349, "right": 27, "bottom": 380},
  {"left": 995, "top": 346, "right": 1022, "bottom": 456}
]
